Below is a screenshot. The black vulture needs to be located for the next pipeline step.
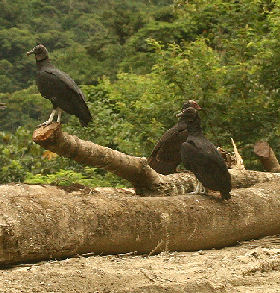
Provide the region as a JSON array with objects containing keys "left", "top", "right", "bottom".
[
  {"left": 27, "top": 44, "right": 92, "bottom": 126},
  {"left": 148, "top": 100, "right": 201, "bottom": 175},
  {"left": 179, "top": 107, "right": 231, "bottom": 200}
]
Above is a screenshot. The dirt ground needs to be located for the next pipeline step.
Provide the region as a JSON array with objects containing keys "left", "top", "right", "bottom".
[{"left": 1, "top": 235, "right": 280, "bottom": 293}]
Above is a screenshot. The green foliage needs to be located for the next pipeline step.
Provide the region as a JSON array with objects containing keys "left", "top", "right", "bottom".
[
  {"left": 0, "top": 0, "right": 173, "bottom": 93},
  {"left": 0, "top": 27, "right": 37, "bottom": 92},
  {"left": 24, "top": 168, "right": 128, "bottom": 188},
  {"left": 25, "top": 170, "right": 85, "bottom": 186},
  {"left": 0, "top": 127, "right": 39, "bottom": 183},
  {"left": 0, "top": 86, "right": 51, "bottom": 132},
  {"left": 0, "top": 124, "right": 129, "bottom": 187}
]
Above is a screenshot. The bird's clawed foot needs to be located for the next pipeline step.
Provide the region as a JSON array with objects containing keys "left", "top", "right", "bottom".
[
  {"left": 37, "top": 108, "right": 63, "bottom": 128},
  {"left": 37, "top": 121, "right": 52, "bottom": 128},
  {"left": 190, "top": 181, "right": 208, "bottom": 195},
  {"left": 37, "top": 121, "right": 62, "bottom": 128}
]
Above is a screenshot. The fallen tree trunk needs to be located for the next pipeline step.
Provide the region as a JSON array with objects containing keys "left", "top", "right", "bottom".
[
  {"left": 1, "top": 182, "right": 280, "bottom": 266},
  {"left": 33, "top": 124, "right": 280, "bottom": 195}
]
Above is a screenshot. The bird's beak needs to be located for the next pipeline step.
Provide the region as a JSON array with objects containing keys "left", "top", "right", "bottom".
[
  {"left": 176, "top": 111, "right": 183, "bottom": 118},
  {"left": 26, "top": 49, "right": 35, "bottom": 56}
]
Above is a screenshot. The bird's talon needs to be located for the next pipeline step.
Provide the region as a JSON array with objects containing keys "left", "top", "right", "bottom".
[{"left": 37, "top": 122, "right": 51, "bottom": 128}]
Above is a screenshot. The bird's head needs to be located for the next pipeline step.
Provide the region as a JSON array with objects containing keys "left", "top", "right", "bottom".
[
  {"left": 176, "top": 106, "right": 198, "bottom": 121},
  {"left": 181, "top": 100, "right": 201, "bottom": 111},
  {"left": 27, "top": 44, "right": 49, "bottom": 61},
  {"left": 176, "top": 100, "right": 201, "bottom": 120}
]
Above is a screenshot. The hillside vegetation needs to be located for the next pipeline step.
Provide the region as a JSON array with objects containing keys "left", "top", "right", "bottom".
[{"left": 1, "top": 0, "right": 280, "bottom": 186}]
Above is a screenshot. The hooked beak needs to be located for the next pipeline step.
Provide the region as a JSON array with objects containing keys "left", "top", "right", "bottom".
[
  {"left": 191, "top": 101, "right": 202, "bottom": 110},
  {"left": 26, "top": 49, "right": 35, "bottom": 56},
  {"left": 176, "top": 111, "right": 183, "bottom": 118}
]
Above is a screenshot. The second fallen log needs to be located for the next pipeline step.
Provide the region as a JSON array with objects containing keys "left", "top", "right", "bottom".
[
  {"left": 254, "top": 141, "right": 280, "bottom": 172},
  {"left": 32, "top": 124, "right": 280, "bottom": 195}
]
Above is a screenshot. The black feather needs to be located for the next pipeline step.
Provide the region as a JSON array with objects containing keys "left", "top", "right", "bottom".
[{"left": 148, "top": 120, "right": 188, "bottom": 175}]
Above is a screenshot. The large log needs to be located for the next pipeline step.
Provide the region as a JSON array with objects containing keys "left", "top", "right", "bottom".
[{"left": 1, "top": 182, "right": 280, "bottom": 266}]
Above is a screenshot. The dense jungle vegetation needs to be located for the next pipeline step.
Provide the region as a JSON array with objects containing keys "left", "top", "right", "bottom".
[{"left": 0, "top": 0, "right": 280, "bottom": 187}]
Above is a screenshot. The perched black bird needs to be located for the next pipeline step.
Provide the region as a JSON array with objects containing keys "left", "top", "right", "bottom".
[
  {"left": 27, "top": 44, "right": 92, "bottom": 126},
  {"left": 148, "top": 100, "right": 201, "bottom": 175},
  {"left": 179, "top": 107, "right": 231, "bottom": 200}
]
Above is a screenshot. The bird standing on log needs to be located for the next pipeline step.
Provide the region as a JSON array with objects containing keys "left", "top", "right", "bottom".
[
  {"left": 148, "top": 100, "right": 201, "bottom": 175},
  {"left": 27, "top": 44, "right": 92, "bottom": 127},
  {"left": 179, "top": 107, "right": 231, "bottom": 200}
]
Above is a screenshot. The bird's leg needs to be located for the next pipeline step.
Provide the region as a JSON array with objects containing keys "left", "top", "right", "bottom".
[
  {"left": 56, "top": 108, "right": 62, "bottom": 123},
  {"left": 191, "top": 180, "right": 202, "bottom": 194},
  {"left": 44, "top": 109, "right": 57, "bottom": 124},
  {"left": 197, "top": 182, "right": 207, "bottom": 194},
  {"left": 191, "top": 180, "right": 207, "bottom": 195},
  {"left": 38, "top": 109, "right": 57, "bottom": 127}
]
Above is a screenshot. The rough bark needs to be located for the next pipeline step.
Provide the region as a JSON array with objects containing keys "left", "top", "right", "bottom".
[
  {"left": 33, "top": 123, "right": 280, "bottom": 195},
  {"left": 254, "top": 141, "right": 280, "bottom": 172},
  {"left": 1, "top": 182, "right": 280, "bottom": 266}
]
